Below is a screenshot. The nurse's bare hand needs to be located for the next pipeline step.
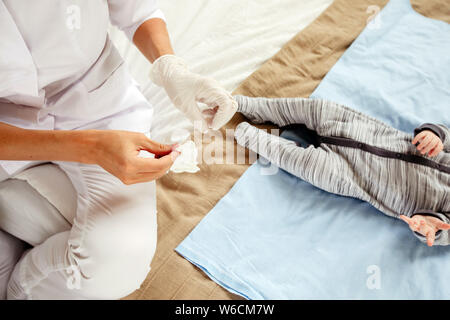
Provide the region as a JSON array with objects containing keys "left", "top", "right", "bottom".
[
  {"left": 400, "top": 215, "right": 450, "bottom": 247},
  {"left": 90, "top": 130, "right": 180, "bottom": 185},
  {"left": 412, "top": 130, "right": 444, "bottom": 157}
]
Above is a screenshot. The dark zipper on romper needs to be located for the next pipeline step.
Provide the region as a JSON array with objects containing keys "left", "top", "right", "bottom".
[{"left": 318, "top": 136, "right": 450, "bottom": 175}]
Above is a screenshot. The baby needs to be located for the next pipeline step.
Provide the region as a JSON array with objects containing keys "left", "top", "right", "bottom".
[{"left": 233, "top": 95, "right": 450, "bottom": 247}]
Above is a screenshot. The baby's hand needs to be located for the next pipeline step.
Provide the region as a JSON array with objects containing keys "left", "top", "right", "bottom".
[
  {"left": 400, "top": 215, "right": 450, "bottom": 247},
  {"left": 412, "top": 130, "right": 443, "bottom": 157}
]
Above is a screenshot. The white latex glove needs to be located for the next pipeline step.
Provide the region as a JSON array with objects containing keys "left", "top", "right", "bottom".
[{"left": 150, "top": 55, "right": 237, "bottom": 132}]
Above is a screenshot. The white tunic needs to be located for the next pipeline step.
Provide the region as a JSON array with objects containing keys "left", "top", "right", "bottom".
[
  {"left": 0, "top": 0, "right": 165, "bottom": 177},
  {"left": 0, "top": 0, "right": 166, "bottom": 299}
]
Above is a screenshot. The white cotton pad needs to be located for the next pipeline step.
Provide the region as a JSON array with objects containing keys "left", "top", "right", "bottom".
[{"left": 170, "top": 140, "right": 200, "bottom": 173}]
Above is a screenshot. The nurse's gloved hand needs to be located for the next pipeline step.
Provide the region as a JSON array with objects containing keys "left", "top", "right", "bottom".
[
  {"left": 150, "top": 55, "right": 237, "bottom": 132},
  {"left": 90, "top": 130, "right": 179, "bottom": 185}
]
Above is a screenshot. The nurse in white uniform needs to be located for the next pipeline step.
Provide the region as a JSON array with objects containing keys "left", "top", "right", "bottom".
[{"left": 0, "top": 0, "right": 236, "bottom": 299}]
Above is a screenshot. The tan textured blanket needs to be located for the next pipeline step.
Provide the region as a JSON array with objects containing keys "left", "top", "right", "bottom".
[{"left": 125, "top": 0, "right": 450, "bottom": 300}]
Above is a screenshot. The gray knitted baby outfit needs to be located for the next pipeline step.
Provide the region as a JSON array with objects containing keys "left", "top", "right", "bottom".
[{"left": 234, "top": 95, "right": 450, "bottom": 245}]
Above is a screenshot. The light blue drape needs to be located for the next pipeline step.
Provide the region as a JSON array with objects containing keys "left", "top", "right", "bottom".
[{"left": 177, "top": 0, "right": 450, "bottom": 299}]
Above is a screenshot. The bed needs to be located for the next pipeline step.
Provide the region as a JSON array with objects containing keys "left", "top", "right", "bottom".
[
  {"left": 9, "top": 0, "right": 447, "bottom": 299},
  {"left": 175, "top": 0, "right": 450, "bottom": 299},
  {"left": 120, "top": 0, "right": 449, "bottom": 300}
]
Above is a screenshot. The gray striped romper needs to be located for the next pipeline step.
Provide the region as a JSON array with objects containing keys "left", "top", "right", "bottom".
[{"left": 233, "top": 95, "right": 450, "bottom": 245}]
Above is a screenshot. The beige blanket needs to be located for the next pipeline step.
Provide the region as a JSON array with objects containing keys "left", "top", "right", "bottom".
[{"left": 125, "top": 0, "right": 450, "bottom": 300}]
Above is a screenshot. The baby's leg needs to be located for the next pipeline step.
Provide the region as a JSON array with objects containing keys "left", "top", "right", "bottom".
[
  {"left": 235, "top": 122, "right": 348, "bottom": 193},
  {"left": 235, "top": 122, "right": 299, "bottom": 174},
  {"left": 234, "top": 95, "right": 392, "bottom": 136},
  {"left": 235, "top": 95, "right": 335, "bottom": 130}
]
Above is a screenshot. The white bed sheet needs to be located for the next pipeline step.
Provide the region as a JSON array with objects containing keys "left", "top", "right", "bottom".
[{"left": 110, "top": 0, "right": 333, "bottom": 143}]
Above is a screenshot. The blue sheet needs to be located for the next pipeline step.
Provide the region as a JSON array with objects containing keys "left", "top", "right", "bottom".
[{"left": 176, "top": 0, "right": 450, "bottom": 299}]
